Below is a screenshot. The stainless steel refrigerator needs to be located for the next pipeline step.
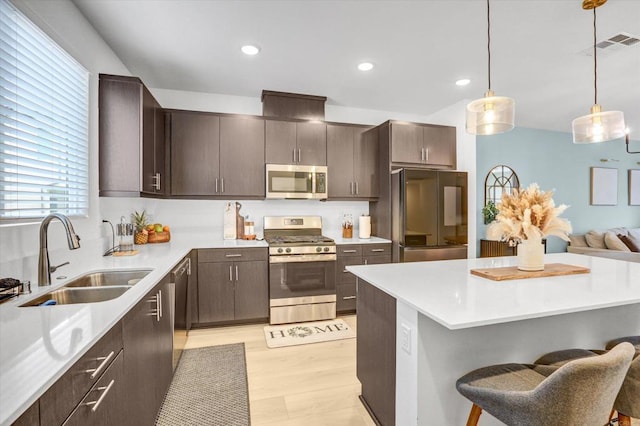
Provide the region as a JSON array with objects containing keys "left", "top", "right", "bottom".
[{"left": 391, "top": 168, "right": 468, "bottom": 262}]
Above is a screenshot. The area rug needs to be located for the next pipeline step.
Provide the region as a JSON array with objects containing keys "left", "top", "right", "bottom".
[
  {"left": 264, "top": 318, "right": 355, "bottom": 348},
  {"left": 155, "top": 343, "right": 250, "bottom": 426}
]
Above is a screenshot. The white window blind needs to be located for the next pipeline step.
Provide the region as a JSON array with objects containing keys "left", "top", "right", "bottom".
[{"left": 0, "top": 0, "right": 89, "bottom": 221}]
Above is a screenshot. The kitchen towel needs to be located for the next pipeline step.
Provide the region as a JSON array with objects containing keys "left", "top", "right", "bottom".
[{"left": 359, "top": 215, "right": 371, "bottom": 239}]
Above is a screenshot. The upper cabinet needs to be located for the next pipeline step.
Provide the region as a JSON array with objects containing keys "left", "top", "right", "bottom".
[
  {"left": 169, "top": 111, "right": 265, "bottom": 198},
  {"left": 99, "top": 74, "right": 166, "bottom": 196},
  {"left": 265, "top": 119, "right": 327, "bottom": 165},
  {"left": 388, "top": 121, "right": 456, "bottom": 169},
  {"left": 327, "top": 124, "right": 378, "bottom": 199}
]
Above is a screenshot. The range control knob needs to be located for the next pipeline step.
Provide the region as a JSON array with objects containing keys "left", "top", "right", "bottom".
[
  {"left": 316, "top": 247, "right": 322, "bottom": 252},
  {"left": 285, "top": 248, "right": 292, "bottom": 253},
  {"left": 277, "top": 248, "right": 283, "bottom": 254},
  {"left": 323, "top": 247, "right": 330, "bottom": 252}
]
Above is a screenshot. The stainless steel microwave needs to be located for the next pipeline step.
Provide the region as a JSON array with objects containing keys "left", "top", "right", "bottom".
[{"left": 265, "top": 164, "right": 328, "bottom": 199}]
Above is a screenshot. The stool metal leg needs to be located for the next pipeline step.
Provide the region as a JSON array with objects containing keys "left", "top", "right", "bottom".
[{"left": 466, "top": 403, "right": 483, "bottom": 426}]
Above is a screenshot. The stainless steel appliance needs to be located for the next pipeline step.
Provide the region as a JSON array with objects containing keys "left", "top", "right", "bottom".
[
  {"left": 391, "top": 169, "right": 468, "bottom": 262},
  {"left": 170, "top": 256, "right": 191, "bottom": 371},
  {"left": 264, "top": 216, "right": 336, "bottom": 324},
  {"left": 265, "top": 164, "right": 328, "bottom": 199}
]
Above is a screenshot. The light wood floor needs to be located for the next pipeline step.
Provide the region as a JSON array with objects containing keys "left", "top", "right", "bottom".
[
  {"left": 186, "top": 316, "right": 640, "bottom": 426},
  {"left": 185, "top": 315, "right": 376, "bottom": 426}
]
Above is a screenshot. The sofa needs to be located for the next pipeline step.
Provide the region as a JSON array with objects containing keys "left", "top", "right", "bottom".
[{"left": 567, "top": 227, "right": 640, "bottom": 263}]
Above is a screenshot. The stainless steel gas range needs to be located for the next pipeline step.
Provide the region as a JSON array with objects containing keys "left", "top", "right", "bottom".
[{"left": 264, "top": 216, "right": 336, "bottom": 325}]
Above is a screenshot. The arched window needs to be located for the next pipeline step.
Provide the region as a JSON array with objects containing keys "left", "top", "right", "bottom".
[{"left": 484, "top": 165, "right": 519, "bottom": 206}]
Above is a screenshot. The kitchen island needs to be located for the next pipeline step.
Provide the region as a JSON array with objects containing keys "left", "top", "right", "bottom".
[{"left": 347, "top": 253, "right": 640, "bottom": 426}]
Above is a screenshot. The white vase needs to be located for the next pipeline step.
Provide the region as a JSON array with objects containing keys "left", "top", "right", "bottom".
[{"left": 517, "top": 239, "right": 545, "bottom": 271}]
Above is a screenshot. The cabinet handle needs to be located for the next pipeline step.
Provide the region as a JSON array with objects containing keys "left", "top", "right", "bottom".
[
  {"left": 342, "top": 296, "right": 356, "bottom": 300},
  {"left": 364, "top": 259, "right": 368, "bottom": 265},
  {"left": 350, "top": 182, "right": 354, "bottom": 195},
  {"left": 85, "top": 379, "right": 115, "bottom": 412},
  {"left": 152, "top": 173, "right": 161, "bottom": 191},
  {"left": 370, "top": 248, "right": 385, "bottom": 252},
  {"left": 425, "top": 148, "right": 429, "bottom": 162},
  {"left": 157, "top": 290, "right": 162, "bottom": 321},
  {"left": 221, "top": 177, "right": 225, "bottom": 193},
  {"left": 293, "top": 149, "right": 296, "bottom": 163},
  {"left": 355, "top": 182, "right": 359, "bottom": 195},
  {"left": 225, "top": 253, "right": 243, "bottom": 257},
  {"left": 298, "top": 148, "right": 301, "bottom": 163},
  {"left": 229, "top": 265, "right": 233, "bottom": 281},
  {"left": 235, "top": 265, "right": 239, "bottom": 281},
  {"left": 342, "top": 249, "right": 357, "bottom": 253},
  {"left": 148, "top": 295, "right": 158, "bottom": 317},
  {"left": 342, "top": 269, "right": 350, "bottom": 273},
  {"left": 85, "top": 350, "right": 115, "bottom": 379},
  {"left": 215, "top": 178, "right": 219, "bottom": 193}
]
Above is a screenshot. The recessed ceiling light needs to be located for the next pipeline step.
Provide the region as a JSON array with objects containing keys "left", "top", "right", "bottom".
[
  {"left": 358, "top": 62, "right": 374, "bottom": 71},
  {"left": 241, "top": 45, "right": 260, "bottom": 55},
  {"left": 456, "top": 79, "right": 471, "bottom": 86}
]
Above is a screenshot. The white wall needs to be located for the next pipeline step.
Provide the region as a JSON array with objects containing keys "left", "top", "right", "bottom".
[{"left": 0, "top": 0, "right": 130, "bottom": 266}]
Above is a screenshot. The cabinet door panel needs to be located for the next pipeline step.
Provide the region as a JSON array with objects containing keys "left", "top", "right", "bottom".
[
  {"left": 354, "top": 127, "right": 378, "bottom": 197},
  {"left": 265, "top": 120, "right": 296, "bottom": 164},
  {"left": 297, "top": 122, "right": 326, "bottom": 165},
  {"left": 234, "top": 260, "right": 269, "bottom": 320},
  {"left": 327, "top": 124, "right": 355, "bottom": 198},
  {"left": 197, "top": 262, "right": 235, "bottom": 323},
  {"left": 171, "top": 112, "right": 220, "bottom": 195},
  {"left": 337, "top": 282, "right": 357, "bottom": 312},
  {"left": 141, "top": 86, "right": 156, "bottom": 194},
  {"left": 155, "top": 281, "right": 174, "bottom": 405},
  {"left": 219, "top": 116, "right": 265, "bottom": 197},
  {"left": 423, "top": 126, "right": 455, "bottom": 167},
  {"left": 337, "top": 256, "right": 362, "bottom": 285},
  {"left": 390, "top": 123, "right": 422, "bottom": 164}
]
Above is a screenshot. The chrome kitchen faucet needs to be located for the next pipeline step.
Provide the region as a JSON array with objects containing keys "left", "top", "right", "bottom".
[{"left": 38, "top": 213, "right": 81, "bottom": 286}]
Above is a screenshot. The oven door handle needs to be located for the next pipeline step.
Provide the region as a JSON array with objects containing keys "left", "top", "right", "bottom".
[{"left": 269, "top": 254, "right": 337, "bottom": 263}]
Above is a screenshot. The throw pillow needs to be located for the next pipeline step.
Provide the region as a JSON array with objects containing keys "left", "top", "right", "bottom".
[
  {"left": 568, "top": 234, "right": 588, "bottom": 247},
  {"left": 604, "top": 232, "right": 630, "bottom": 251},
  {"left": 618, "top": 234, "right": 640, "bottom": 252},
  {"left": 585, "top": 230, "right": 606, "bottom": 249}
]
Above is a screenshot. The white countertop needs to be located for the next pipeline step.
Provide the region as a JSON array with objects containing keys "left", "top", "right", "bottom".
[
  {"left": 325, "top": 234, "right": 391, "bottom": 245},
  {"left": 0, "top": 231, "right": 267, "bottom": 425},
  {"left": 346, "top": 253, "right": 640, "bottom": 331}
]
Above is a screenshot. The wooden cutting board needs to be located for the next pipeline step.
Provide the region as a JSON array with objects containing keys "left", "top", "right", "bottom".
[{"left": 470, "top": 263, "right": 590, "bottom": 281}]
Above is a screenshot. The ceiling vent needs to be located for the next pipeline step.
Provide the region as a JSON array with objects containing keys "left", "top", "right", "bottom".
[{"left": 580, "top": 32, "right": 640, "bottom": 57}]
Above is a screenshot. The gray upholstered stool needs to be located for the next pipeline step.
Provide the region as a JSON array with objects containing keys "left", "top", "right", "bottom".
[
  {"left": 535, "top": 336, "right": 639, "bottom": 426},
  {"left": 456, "top": 343, "right": 635, "bottom": 426}
]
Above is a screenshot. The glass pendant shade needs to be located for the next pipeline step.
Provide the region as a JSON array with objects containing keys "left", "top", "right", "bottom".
[
  {"left": 572, "top": 104, "right": 626, "bottom": 143},
  {"left": 466, "top": 90, "right": 515, "bottom": 135}
]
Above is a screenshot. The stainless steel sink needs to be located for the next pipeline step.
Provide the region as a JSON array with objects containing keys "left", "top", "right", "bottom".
[
  {"left": 62, "top": 269, "right": 152, "bottom": 288},
  {"left": 21, "top": 286, "right": 132, "bottom": 306},
  {"left": 19, "top": 269, "right": 152, "bottom": 307}
]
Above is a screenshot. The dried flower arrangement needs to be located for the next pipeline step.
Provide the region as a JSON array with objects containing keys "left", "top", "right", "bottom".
[{"left": 486, "top": 183, "right": 572, "bottom": 243}]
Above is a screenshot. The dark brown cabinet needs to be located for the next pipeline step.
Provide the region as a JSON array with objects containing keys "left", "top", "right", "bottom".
[
  {"left": 336, "top": 243, "right": 391, "bottom": 313},
  {"left": 170, "top": 112, "right": 265, "bottom": 197},
  {"left": 357, "top": 279, "right": 397, "bottom": 426},
  {"left": 388, "top": 121, "right": 456, "bottom": 168},
  {"left": 122, "top": 278, "right": 173, "bottom": 426},
  {"left": 197, "top": 248, "right": 268, "bottom": 324},
  {"left": 99, "top": 74, "right": 165, "bottom": 196},
  {"left": 266, "top": 119, "right": 327, "bottom": 165},
  {"left": 327, "top": 124, "right": 378, "bottom": 199}
]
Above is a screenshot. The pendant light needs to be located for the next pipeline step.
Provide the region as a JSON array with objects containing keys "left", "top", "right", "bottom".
[
  {"left": 466, "top": 0, "right": 515, "bottom": 135},
  {"left": 572, "top": 0, "right": 625, "bottom": 143}
]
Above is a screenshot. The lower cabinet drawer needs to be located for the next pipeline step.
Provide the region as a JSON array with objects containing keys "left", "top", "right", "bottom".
[
  {"left": 337, "top": 282, "right": 357, "bottom": 312},
  {"left": 63, "top": 350, "right": 124, "bottom": 426}
]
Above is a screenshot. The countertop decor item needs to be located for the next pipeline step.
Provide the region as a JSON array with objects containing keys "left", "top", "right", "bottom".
[
  {"left": 470, "top": 263, "right": 590, "bottom": 281},
  {"left": 342, "top": 213, "right": 353, "bottom": 238},
  {"left": 132, "top": 210, "right": 149, "bottom": 245},
  {"left": 572, "top": 0, "right": 626, "bottom": 144},
  {"left": 486, "top": 183, "right": 572, "bottom": 271}
]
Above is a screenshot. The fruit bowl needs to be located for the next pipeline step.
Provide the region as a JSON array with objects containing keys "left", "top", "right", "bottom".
[{"left": 148, "top": 231, "right": 170, "bottom": 244}]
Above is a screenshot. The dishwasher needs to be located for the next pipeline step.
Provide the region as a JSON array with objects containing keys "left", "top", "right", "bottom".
[{"left": 170, "top": 256, "right": 191, "bottom": 371}]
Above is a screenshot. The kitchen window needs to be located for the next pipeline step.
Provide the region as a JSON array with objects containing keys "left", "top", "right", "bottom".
[{"left": 0, "top": 0, "right": 89, "bottom": 222}]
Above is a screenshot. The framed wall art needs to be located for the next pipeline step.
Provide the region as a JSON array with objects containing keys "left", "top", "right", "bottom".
[
  {"left": 590, "top": 167, "right": 618, "bottom": 206},
  {"left": 630, "top": 169, "right": 640, "bottom": 206}
]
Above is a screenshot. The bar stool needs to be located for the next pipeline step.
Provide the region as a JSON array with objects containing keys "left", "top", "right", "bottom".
[
  {"left": 455, "top": 342, "right": 634, "bottom": 426},
  {"left": 535, "top": 336, "right": 639, "bottom": 426}
]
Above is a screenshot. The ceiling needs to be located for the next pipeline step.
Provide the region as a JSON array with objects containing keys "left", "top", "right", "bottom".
[{"left": 72, "top": 0, "right": 640, "bottom": 135}]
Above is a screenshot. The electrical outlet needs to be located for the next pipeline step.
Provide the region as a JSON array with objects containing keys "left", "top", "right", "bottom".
[{"left": 401, "top": 323, "right": 411, "bottom": 354}]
